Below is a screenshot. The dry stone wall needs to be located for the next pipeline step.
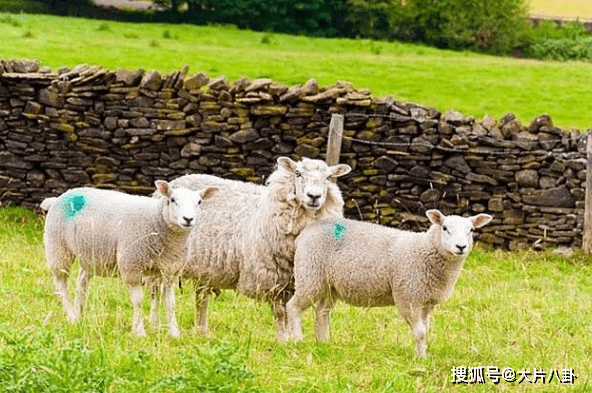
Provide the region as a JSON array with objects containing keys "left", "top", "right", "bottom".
[{"left": 0, "top": 59, "right": 588, "bottom": 250}]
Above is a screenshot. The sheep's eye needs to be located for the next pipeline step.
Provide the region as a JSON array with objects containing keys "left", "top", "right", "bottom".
[
  {"left": 197, "top": 199, "right": 202, "bottom": 205},
  {"left": 442, "top": 226, "right": 448, "bottom": 232},
  {"left": 170, "top": 197, "right": 176, "bottom": 204},
  {"left": 295, "top": 171, "right": 302, "bottom": 178}
]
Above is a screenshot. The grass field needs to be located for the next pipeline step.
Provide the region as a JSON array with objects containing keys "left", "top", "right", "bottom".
[
  {"left": 0, "top": 12, "right": 592, "bottom": 130},
  {"left": 0, "top": 206, "right": 591, "bottom": 392}
]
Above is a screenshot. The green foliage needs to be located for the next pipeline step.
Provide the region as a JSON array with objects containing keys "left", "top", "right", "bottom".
[
  {"left": 521, "top": 20, "right": 592, "bottom": 61},
  {"left": 0, "top": 328, "right": 259, "bottom": 393},
  {"left": 523, "top": 37, "right": 592, "bottom": 61},
  {"left": 532, "top": 20, "right": 592, "bottom": 40},
  {"left": 152, "top": 342, "right": 260, "bottom": 393},
  {"left": 175, "top": 0, "right": 353, "bottom": 38},
  {"left": 408, "top": 0, "right": 532, "bottom": 55}
]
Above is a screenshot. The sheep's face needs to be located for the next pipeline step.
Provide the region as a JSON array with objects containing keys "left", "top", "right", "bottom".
[
  {"left": 426, "top": 209, "right": 492, "bottom": 257},
  {"left": 155, "top": 180, "right": 219, "bottom": 230},
  {"left": 278, "top": 157, "right": 351, "bottom": 211}
]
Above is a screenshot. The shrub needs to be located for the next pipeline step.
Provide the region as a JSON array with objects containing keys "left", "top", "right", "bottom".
[
  {"left": 523, "top": 37, "right": 592, "bottom": 61},
  {"left": 532, "top": 20, "right": 591, "bottom": 40},
  {"left": 407, "top": 0, "right": 532, "bottom": 55}
]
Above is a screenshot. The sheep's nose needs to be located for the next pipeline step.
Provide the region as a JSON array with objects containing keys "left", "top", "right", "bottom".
[
  {"left": 307, "top": 192, "right": 321, "bottom": 202},
  {"left": 183, "top": 216, "right": 194, "bottom": 225},
  {"left": 456, "top": 244, "right": 466, "bottom": 253}
]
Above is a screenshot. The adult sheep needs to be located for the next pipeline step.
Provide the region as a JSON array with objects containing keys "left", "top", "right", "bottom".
[
  {"left": 286, "top": 209, "right": 492, "bottom": 357},
  {"left": 161, "top": 156, "right": 351, "bottom": 341},
  {"left": 43, "top": 181, "right": 218, "bottom": 337}
]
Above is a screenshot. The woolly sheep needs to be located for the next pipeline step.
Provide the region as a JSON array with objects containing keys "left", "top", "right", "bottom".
[
  {"left": 159, "top": 157, "right": 351, "bottom": 340},
  {"left": 42, "top": 181, "right": 218, "bottom": 337},
  {"left": 286, "top": 209, "right": 492, "bottom": 357}
]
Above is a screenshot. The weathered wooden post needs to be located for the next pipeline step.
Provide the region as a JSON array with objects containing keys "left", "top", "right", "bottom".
[
  {"left": 583, "top": 132, "right": 592, "bottom": 253},
  {"left": 326, "top": 114, "right": 344, "bottom": 167}
]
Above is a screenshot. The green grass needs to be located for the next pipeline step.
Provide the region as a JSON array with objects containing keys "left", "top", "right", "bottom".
[
  {"left": 1, "top": 206, "right": 591, "bottom": 392},
  {"left": 0, "top": 13, "right": 592, "bottom": 130}
]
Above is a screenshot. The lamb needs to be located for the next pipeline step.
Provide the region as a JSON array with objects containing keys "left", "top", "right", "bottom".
[
  {"left": 159, "top": 157, "right": 351, "bottom": 340},
  {"left": 42, "top": 180, "right": 219, "bottom": 337},
  {"left": 286, "top": 209, "right": 492, "bottom": 357}
]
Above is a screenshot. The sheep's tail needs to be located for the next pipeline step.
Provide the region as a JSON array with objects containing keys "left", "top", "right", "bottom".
[{"left": 40, "top": 197, "right": 58, "bottom": 212}]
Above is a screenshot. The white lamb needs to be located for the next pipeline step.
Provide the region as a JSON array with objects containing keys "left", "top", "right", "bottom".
[
  {"left": 286, "top": 209, "right": 492, "bottom": 357},
  {"left": 42, "top": 180, "right": 219, "bottom": 337},
  {"left": 160, "top": 157, "right": 351, "bottom": 341}
]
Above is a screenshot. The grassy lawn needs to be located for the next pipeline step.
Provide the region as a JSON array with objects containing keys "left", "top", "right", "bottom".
[
  {"left": 0, "top": 206, "right": 590, "bottom": 392},
  {"left": 0, "top": 12, "right": 592, "bottom": 130}
]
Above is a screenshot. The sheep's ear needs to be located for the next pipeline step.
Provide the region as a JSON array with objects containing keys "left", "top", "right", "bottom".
[
  {"left": 155, "top": 180, "right": 173, "bottom": 198},
  {"left": 277, "top": 156, "right": 297, "bottom": 173},
  {"left": 330, "top": 164, "right": 351, "bottom": 178},
  {"left": 471, "top": 213, "right": 493, "bottom": 229},
  {"left": 200, "top": 186, "right": 219, "bottom": 200},
  {"left": 426, "top": 209, "right": 445, "bottom": 226}
]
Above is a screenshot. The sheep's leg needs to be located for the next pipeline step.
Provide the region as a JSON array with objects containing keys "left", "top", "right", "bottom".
[
  {"left": 52, "top": 271, "right": 77, "bottom": 322},
  {"left": 162, "top": 278, "right": 181, "bottom": 338},
  {"left": 195, "top": 286, "right": 210, "bottom": 336},
  {"left": 148, "top": 279, "right": 161, "bottom": 330},
  {"left": 271, "top": 301, "right": 288, "bottom": 343},
  {"left": 401, "top": 305, "right": 429, "bottom": 358},
  {"left": 72, "top": 268, "right": 91, "bottom": 322},
  {"left": 314, "top": 293, "right": 335, "bottom": 342},
  {"left": 286, "top": 294, "right": 316, "bottom": 342},
  {"left": 129, "top": 284, "right": 147, "bottom": 337}
]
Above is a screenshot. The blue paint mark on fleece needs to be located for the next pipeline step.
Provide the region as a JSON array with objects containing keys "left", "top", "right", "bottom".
[
  {"left": 61, "top": 192, "right": 88, "bottom": 220},
  {"left": 331, "top": 221, "right": 347, "bottom": 240}
]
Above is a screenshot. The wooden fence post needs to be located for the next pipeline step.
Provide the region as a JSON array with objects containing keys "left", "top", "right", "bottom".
[
  {"left": 326, "top": 114, "right": 344, "bottom": 166},
  {"left": 583, "top": 132, "right": 592, "bottom": 253}
]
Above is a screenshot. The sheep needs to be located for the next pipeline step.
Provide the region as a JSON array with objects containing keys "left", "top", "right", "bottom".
[
  {"left": 158, "top": 157, "right": 351, "bottom": 341},
  {"left": 42, "top": 180, "right": 219, "bottom": 337},
  {"left": 286, "top": 209, "right": 492, "bottom": 357}
]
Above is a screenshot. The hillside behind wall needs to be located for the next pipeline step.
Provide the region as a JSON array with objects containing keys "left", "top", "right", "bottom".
[{"left": 0, "top": 59, "right": 588, "bottom": 250}]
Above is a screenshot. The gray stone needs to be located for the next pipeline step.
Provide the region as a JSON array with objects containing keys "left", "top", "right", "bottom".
[
  {"left": 514, "top": 131, "right": 539, "bottom": 150},
  {"left": 180, "top": 143, "right": 202, "bottom": 157},
  {"left": 38, "top": 87, "right": 64, "bottom": 108},
  {"left": 442, "top": 110, "right": 464, "bottom": 125},
  {"left": 515, "top": 169, "right": 538, "bottom": 187},
  {"left": 294, "top": 144, "right": 320, "bottom": 158},
  {"left": 229, "top": 129, "right": 259, "bottom": 144},
  {"left": 62, "top": 169, "right": 91, "bottom": 184},
  {"left": 488, "top": 197, "right": 504, "bottom": 212},
  {"left": 528, "top": 114, "right": 553, "bottom": 133},
  {"left": 522, "top": 185, "right": 576, "bottom": 207},
  {"left": 443, "top": 156, "right": 470, "bottom": 174},
  {"left": 184, "top": 72, "right": 209, "bottom": 90},
  {"left": 208, "top": 76, "right": 229, "bottom": 90},
  {"left": 374, "top": 156, "right": 398, "bottom": 172},
  {"left": 140, "top": 70, "right": 162, "bottom": 91},
  {"left": 302, "top": 78, "right": 319, "bottom": 95},
  {"left": 420, "top": 188, "right": 442, "bottom": 203}
]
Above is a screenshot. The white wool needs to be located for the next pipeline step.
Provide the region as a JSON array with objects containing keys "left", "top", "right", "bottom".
[
  {"left": 43, "top": 181, "right": 218, "bottom": 337},
  {"left": 286, "top": 209, "right": 492, "bottom": 357},
  {"left": 160, "top": 156, "right": 351, "bottom": 340}
]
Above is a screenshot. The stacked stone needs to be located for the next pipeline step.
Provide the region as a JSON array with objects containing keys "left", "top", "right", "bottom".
[
  {"left": 342, "top": 105, "right": 585, "bottom": 250},
  {"left": 0, "top": 59, "right": 588, "bottom": 249}
]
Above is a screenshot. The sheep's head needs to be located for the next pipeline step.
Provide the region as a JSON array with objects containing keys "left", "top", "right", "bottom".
[
  {"left": 155, "top": 180, "right": 219, "bottom": 230},
  {"left": 276, "top": 157, "right": 351, "bottom": 211},
  {"left": 426, "top": 209, "right": 492, "bottom": 257}
]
